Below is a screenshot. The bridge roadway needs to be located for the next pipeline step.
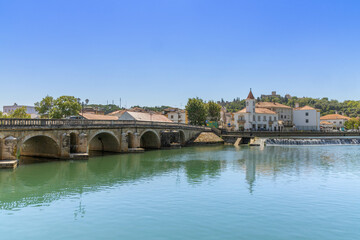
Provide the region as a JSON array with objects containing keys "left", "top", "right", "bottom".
[{"left": 0, "top": 118, "right": 210, "bottom": 165}]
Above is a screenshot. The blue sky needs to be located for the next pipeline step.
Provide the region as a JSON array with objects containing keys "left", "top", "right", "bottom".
[{"left": 1, "top": 0, "right": 359, "bottom": 108}]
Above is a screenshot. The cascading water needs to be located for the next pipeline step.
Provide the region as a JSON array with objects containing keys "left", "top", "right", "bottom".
[{"left": 266, "top": 138, "right": 360, "bottom": 145}]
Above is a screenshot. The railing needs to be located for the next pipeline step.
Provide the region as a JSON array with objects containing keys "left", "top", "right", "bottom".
[{"left": 0, "top": 118, "right": 211, "bottom": 131}]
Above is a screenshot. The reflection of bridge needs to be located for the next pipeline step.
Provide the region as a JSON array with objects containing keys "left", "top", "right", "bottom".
[{"left": 0, "top": 119, "right": 210, "bottom": 163}]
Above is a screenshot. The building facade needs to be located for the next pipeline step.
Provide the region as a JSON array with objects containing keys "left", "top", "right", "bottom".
[
  {"left": 320, "top": 114, "right": 350, "bottom": 130},
  {"left": 3, "top": 103, "right": 39, "bottom": 118},
  {"left": 162, "top": 108, "right": 187, "bottom": 124},
  {"left": 233, "top": 90, "right": 279, "bottom": 131},
  {"left": 256, "top": 102, "right": 293, "bottom": 129},
  {"left": 293, "top": 106, "right": 320, "bottom": 131}
]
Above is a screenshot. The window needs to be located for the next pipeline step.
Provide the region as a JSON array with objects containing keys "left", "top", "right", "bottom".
[
  {"left": 339, "top": 121, "right": 342, "bottom": 124},
  {"left": 253, "top": 102, "right": 255, "bottom": 106},
  {"left": 263, "top": 116, "right": 266, "bottom": 121},
  {"left": 269, "top": 116, "right": 272, "bottom": 121},
  {"left": 274, "top": 117, "right": 276, "bottom": 121},
  {"left": 253, "top": 115, "right": 255, "bottom": 121},
  {"left": 258, "top": 116, "right": 261, "bottom": 121},
  {"left": 179, "top": 115, "right": 181, "bottom": 119},
  {"left": 247, "top": 102, "right": 249, "bottom": 106},
  {"left": 284, "top": 115, "right": 286, "bottom": 119},
  {"left": 305, "top": 112, "right": 309, "bottom": 116},
  {"left": 171, "top": 115, "right": 174, "bottom": 119},
  {"left": 281, "top": 115, "right": 283, "bottom": 119},
  {"left": 306, "top": 119, "right": 309, "bottom": 123}
]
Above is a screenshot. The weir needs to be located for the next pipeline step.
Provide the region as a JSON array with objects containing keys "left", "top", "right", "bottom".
[{"left": 266, "top": 138, "right": 360, "bottom": 145}]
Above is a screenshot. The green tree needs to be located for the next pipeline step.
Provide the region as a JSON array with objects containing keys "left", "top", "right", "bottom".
[
  {"left": 35, "top": 95, "right": 54, "bottom": 118},
  {"left": 7, "top": 106, "right": 31, "bottom": 118},
  {"left": 344, "top": 118, "right": 360, "bottom": 130},
  {"left": 186, "top": 98, "right": 207, "bottom": 126},
  {"left": 49, "top": 96, "right": 82, "bottom": 119},
  {"left": 207, "top": 101, "right": 221, "bottom": 121}
]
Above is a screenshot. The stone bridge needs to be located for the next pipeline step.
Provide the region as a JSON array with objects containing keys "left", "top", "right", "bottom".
[{"left": 0, "top": 119, "right": 210, "bottom": 164}]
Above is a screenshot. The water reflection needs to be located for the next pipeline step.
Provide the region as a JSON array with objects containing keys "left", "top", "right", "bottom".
[{"left": 1, "top": 145, "right": 360, "bottom": 211}]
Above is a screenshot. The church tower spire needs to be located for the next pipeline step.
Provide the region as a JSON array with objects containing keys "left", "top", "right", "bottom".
[{"left": 246, "top": 88, "right": 255, "bottom": 113}]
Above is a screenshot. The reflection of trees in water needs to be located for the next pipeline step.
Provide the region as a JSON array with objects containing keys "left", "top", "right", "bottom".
[{"left": 0, "top": 146, "right": 227, "bottom": 210}]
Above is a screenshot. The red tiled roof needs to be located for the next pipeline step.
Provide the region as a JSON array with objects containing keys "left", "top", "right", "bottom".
[
  {"left": 124, "top": 111, "right": 173, "bottom": 122},
  {"left": 256, "top": 102, "right": 291, "bottom": 109},
  {"left": 320, "top": 121, "right": 334, "bottom": 125},
  {"left": 246, "top": 90, "right": 255, "bottom": 100},
  {"left": 80, "top": 113, "right": 118, "bottom": 120},
  {"left": 107, "top": 110, "right": 126, "bottom": 117},
  {"left": 320, "top": 114, "right": 350, "bottom": 120},
  {"left": 236, "top": 107, "right": 277, "bottom": 114},
  {"left": 294, "top": 105, "right": 316, "bottom": 111}
]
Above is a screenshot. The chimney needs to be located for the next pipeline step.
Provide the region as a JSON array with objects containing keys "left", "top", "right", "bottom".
[{"left": 295, "top": 103, "right": 299, "bottom": 108}]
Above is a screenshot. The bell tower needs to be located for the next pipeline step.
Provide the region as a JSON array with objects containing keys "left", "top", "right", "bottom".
[{"left": 246, "top": 88, "right": 255, "bottom": 113}]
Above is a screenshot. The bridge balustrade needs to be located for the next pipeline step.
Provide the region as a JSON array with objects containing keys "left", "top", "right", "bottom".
[{"left": 0, "top": 118, "right": 210, "bottom": 131}]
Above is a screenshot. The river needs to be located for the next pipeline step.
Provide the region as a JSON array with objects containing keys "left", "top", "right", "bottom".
[{"left": 1, "top": 145, "right": 360, "bottom": 239}]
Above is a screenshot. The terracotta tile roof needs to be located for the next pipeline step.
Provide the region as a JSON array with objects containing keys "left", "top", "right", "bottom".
[
  {"left": 320, "top": 114, "right": 350, "bottom": 120},
  {"left": 320, "top": 121, "right": 334, "bottom": 125},
  {"left": 80, "top": 113, "right": 118, "bottom": 120},
  {"left": 256, "top": 102, "right": 291, "bottom": 109},
  {"left": 125, "top": 111, "right": 173, "bottom": 122},
  {"left": 294, "top": 105, "right": 316, "bottom": 111},
  {"left": 246, "top": 90, "right": 255, "bottom": 100},
  {"left": 107, "top": 110, "right": 126, "bottom": 117},
  {"left": 236, "top": 107, "right": 277, "bottom": 114}
]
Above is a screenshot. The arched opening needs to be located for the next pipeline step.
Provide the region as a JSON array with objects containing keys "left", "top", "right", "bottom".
[
  {"left": 179, "top": 130, "right": 186, "bottom": 146},
  {"left": 89, "top": 132, "right": 120, "bottom": 154},
  {"left": 70, "top": 133, "right": 77, "bottom": 153},
  {"left": 140, "top": 131, "right": 161, "bottom": 149},
  {"left": 126, "top": 132, "right": 135, "bottom": 148},
  {"left": 20, "top": 135, "right": 60, "bottom": 159}
]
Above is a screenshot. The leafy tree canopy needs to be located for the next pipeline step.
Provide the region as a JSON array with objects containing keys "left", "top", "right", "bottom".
[
  {"left": 0, "top": 106, "right": 31, "bottom": 118},
  {"left": 49, "top": 96, "right": 82, "bottom": 119},
  {"left": 35, "top": 95, "right": 54, "bottom": 118},
  {"left": 207, "top": 101, "right": 221, "bottom": 121},
  {"left": 186, "top": 98, "right": 208, "bottom": 126}
]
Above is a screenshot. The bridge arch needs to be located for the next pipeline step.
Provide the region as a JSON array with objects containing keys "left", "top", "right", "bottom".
[
  {"left": 140, "top": 129, "right": 161, "bottom": 149},
  {"left": 19, "top": 134, "right": 61, "bottom": 159},
  {"left": 88, "top": 130, "right": 120, "bottom": 153}
]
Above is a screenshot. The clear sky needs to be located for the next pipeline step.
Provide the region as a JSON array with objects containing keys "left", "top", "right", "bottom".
[{"left": 1, "top": 0, "right": 359, "bottom": 108}]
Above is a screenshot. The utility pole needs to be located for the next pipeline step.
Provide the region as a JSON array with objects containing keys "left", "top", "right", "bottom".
[{"left": 120, "top": 98, "right": 121, "bottom": 108}]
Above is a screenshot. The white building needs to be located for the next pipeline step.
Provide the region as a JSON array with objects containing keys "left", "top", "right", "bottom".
[
  {"left": 3, "top": 103, "right": 39, "bottom": 118},
  {"left": 256, "top": 102, "right": 293, "bottom": 129},
  {"left": 233, "top": 90, "right": 279, "bottom": 131},
  {"left": 320, "top": 114, "right": 350, "bottom": 130},
  {"left": 162, "top": 108, "right": 187, "bottom": 124},
  {"left": 293, "top": 106, "right": 320, "bottom": 131}
]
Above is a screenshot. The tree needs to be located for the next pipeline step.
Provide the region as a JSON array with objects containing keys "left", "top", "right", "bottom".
[
  {"left": 207, "top": 101, "right": 221, "bottom": 121},
  {"left": 344, "top": 118, "right": 360, "bottom": 130},
  {"left": 186, "top": 98, "right": 207, "bottom": 126},
  {"left": 49, "top": 96, "right": 82, "bottom": 119},
  {"left": 35, "top": 95, "right": 54, "bottom": 118},
  {"left": 7, "top": 106, "right": 31, "bottom": 118},
  {"left": 0, "top": 111, "right": 3, "bottom": 118}
]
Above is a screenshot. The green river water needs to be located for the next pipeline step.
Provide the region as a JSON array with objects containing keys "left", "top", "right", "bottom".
[{"left": 1, "top": 145, "right": 360, "bottom": 239}]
